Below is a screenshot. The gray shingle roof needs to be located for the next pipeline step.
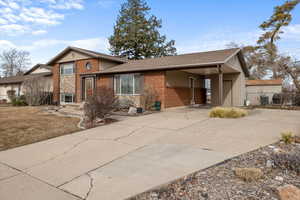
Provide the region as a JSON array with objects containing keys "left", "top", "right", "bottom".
[
  {"left": 0, "top": 72, "right": 52, "bottom": 84},
  {"left": 91, "top": 48, "right": 248, "bottom": 75}
]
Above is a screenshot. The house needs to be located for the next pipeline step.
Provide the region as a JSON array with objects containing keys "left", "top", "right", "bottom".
[
  {"left": 0, "top": 64, "right": 52, "bottom": 102},
  {"left": 246, "top": 79, "right": 283, "bottom": 105},
  {"left": 47, "top": 46, "right": 249, "bottom": 109}
]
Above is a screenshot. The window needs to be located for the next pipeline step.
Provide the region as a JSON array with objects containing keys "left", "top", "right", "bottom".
[
  {"left": 60, "top": 93, "right": 75, "bottom": 103},
  {"left": 114, "top": 74, "right": 141, "bottom": 95},
  {"left": 60, "top": 63, "right": 74, "bottom": 75},
  {"left": 86, "top": 62, "right": 92, "bottom": 70}
]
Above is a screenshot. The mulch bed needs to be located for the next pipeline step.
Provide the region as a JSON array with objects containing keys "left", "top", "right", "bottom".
[{"left": 129, "top": 142, "right": 300, "bottom": 200}]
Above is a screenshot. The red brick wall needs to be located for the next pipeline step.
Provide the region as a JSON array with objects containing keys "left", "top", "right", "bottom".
[
  {"left": 165, "top": 87, "right": 206, "bottom": 108},
  {"left": 75, "top": 58, "right": 100, "bottom": 102},
  {"left": 96, "top": 75, "right": 113, "bottom": 88},
  {"left": 52, "top": 58, "right": 100, "bottom": 103},
  {"left": 144, "top": 71, "right": 166, "bottom": 109},
  {"left": 52, "top": 63, "right": 60, "bottom": 103}
]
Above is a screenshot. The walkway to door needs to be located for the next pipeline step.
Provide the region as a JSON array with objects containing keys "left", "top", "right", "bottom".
[{"left": 1, "top": 108, "right": 299, "bottom": 200}]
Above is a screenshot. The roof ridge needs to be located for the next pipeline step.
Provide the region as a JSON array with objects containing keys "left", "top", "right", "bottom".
[{"left": 126, "top": 48, "right": 241, "bottom": 63}]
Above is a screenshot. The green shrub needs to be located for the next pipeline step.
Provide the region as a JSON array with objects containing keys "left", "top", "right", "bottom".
[
  {"left": 281, "top": 131, "right": 294, "bottom": 144},
  {"left": 12, "top": 95, "right": 27, "bottom": 107},
  {"left": 209, "top": 107, "right": 248, "bottom": 118}
]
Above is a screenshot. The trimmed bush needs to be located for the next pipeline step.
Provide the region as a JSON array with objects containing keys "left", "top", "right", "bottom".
[{"left": 209, "top": 107, "right": 248, "bottom": 118}]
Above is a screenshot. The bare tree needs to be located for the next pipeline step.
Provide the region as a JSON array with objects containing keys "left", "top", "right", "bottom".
[
  {"left": 84, "top": 87, "right": 118, "bottom": 127},
  {"left": 226, "top": 42, "right": 269, "bottom": 79},
  {"left": 22, "top": 76, "right": 52, "bottom": 106},
  {"left": 0, "top": 49, "right": 31, "bottom": 77}
]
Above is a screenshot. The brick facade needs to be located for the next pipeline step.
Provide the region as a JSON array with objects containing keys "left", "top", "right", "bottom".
[
  {"left": 143, "top": 71, "right": 166, "bottom": 109},
  {"left": 75, "top": 58, "right": 100, "bottom": 102},
  {"left": 52, "top": 64, "right": 60, "bottom": 103},
  {"left": 52, "top": 56, "right": 206, "bottom": 108},
  {"left": 165, "top": 87, "right": 206, "bottom": 108}
]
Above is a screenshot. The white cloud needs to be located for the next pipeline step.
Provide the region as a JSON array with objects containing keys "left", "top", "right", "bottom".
[
  {"left": 20, "top": 7, "right": 64, "bottom": 25},
  {"left": 49, "top": 0, "right": 84, "bottom": 10},
  {"left": 8, "top": 2, "right": 20, "bottom": 9},
  {"left": 32, "top": 29, "right": 47, "bottom": 35},
  {"left": 0, "top": 0, "right": 85, "bottom": 36},
  {"left": 0, "top": 18, "right": 7, "bottom": 24},
  {"left": 283, "top": 24, "right": 300, "bottom": 41},
  {"left": 176, "top": 29, "right": 261, "bottom": 54},
  {"left": 0, "top": 40, "right": 16, "bottom": 50},
  {"left": 0, "top": 24, "right": 28, "bottom": 35},
  {"left": 98, "top": 0, "right": 115, "bottom": 8}
]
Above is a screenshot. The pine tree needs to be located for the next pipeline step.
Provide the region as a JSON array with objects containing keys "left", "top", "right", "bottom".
[{"left": 109, "top": 0, "right": 176, "bottom": 60}]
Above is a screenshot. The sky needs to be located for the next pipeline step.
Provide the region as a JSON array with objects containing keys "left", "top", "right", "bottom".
[{"left": 0, "top": 0, "right": 299, "bottom": 68}]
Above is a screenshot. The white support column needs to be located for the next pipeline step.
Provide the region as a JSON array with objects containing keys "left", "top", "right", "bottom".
[{"left": 218, "top": 65, "right": 223, "bottom": 106}]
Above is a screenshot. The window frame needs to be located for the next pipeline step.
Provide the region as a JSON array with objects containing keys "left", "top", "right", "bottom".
[
  {"left": 114, "top": 73, "right": 141, "bottom": 96},
  {"left": 60, "top": 93, "right": 75, "bottom": 103},
  {"left": 60, "top": 62, "right": 75, "bottom": 75}
]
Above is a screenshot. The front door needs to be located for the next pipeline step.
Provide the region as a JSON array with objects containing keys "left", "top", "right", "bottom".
[
  {"left": 223, "top": 80, "right": 233, "bottom": 106},
  {"left": 84, "top": 77, "right": 94, "bottom": 100}
]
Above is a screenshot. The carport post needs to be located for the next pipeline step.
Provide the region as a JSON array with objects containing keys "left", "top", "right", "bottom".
[{"left": 218, "top": 65, "right": 223, "bottom": 106}]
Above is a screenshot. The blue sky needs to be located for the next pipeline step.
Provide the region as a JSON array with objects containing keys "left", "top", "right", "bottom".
[{"left": 0, "top": 0, "right": 299, "bottom": 67}]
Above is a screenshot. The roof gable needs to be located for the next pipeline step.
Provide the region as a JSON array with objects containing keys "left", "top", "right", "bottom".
[{"left": 46, "top": 46, "right": 127, "bottom": 65}]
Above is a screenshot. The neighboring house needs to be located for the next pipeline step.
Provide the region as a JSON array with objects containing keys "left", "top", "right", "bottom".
[
  {"left": 0, "top": 64, "right": 52, "bottom": 102},
  {"left": 246, "top": 79, "right": 283, "bottom": 105},
  {"left": 47, "top": 46, "right": 249, "bottom": 109}
]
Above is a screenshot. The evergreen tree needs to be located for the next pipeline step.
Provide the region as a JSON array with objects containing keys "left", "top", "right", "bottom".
[{"left": 109, "top": 0, "right": 176, "bottom": 60}]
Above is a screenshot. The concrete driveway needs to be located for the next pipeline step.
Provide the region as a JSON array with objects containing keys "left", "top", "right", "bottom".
[{"left": 0, "top": 108, "right": 300, "bottom": 200}]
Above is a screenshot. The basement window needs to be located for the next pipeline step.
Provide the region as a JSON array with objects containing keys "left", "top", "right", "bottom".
[
  {"left": 60, "top": 93, "right": 75, "bottom": 103},
  {"left": 114, "top": 74, "right": 141, "bottom": 95}
]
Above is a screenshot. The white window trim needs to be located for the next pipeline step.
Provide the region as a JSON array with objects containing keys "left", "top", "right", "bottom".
[{"left": 114, "top": 74, "right": 141, "bottom": 96}]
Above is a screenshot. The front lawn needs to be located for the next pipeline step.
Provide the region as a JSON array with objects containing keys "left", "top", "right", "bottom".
[{"left": 0, "top": 106, "right": 80, "bottom": 151}]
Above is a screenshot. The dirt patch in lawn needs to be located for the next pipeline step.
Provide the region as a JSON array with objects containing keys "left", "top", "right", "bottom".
[{"left": 0, "top": 106, "right": 80, "bottom": 151}]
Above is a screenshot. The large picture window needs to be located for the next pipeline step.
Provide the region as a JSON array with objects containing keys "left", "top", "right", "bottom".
[
  {"left": 114, "top": 74, "right": 141, "bottom": 95},
  {"left": 60, "top": 63, "right": 74, "bottom": 75}
]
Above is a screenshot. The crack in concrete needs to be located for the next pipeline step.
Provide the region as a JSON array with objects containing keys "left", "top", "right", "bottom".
[
  {"left": 24, "top": 138, "right": 89, "bottom": 171},
  {"left": 114, "top": 126, "right": 145, "bottom": 141},
  {"left": 84, "top": 174, "right": 94, "bottom": 200},
  {"left": 58, "top": 145, "right": 147, "bottom": 188}
]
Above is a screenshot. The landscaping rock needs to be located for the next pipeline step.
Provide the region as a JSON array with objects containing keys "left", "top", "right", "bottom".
[
  {"left": 128, "top": 107, "right": 137, "bottom": 115},
  {"left": 275, "top": 176, "right": 284, "bottom": 182},
  {"left": 277, "top": 185, "right": 300, "bottom": 200},
  {"left": 234, "top": 168, "right": 263, "bottom": 182}
]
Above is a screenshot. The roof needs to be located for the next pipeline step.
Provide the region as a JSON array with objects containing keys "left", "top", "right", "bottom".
[
  {"left": 0, "top": 72, "right": 52, "bottom": 85},
  {"left": 84, "top": 48, "right": 249, "bottom": 76},
  {"left": 246, "top": 79, "right": 283, "bottom": 86},
  {"left": 46, "top": 46, "right": 127, "bottom": 65},
  {"left": 24, "top": 64, "right": 52, "bottom": 75}
]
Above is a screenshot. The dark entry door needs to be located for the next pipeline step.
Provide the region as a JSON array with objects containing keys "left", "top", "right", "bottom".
[{"left": 83, "top": 77, "right": 94, "bottom": 100}]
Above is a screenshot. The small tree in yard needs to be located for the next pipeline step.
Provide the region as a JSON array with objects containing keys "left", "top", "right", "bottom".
[
  {"left": 84, "top": 87, "right": 117, "bottom": 127},
  {"left": 22, "top": 77, "right": 52, "bottom": 106}
]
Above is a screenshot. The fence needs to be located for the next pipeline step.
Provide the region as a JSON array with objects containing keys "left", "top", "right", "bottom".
[{"left": 247, "top": 92, "right": 300, "bottom": 106}]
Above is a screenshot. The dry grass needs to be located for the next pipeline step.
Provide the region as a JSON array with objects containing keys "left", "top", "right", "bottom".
[
  {"left": 0, "top": 106, "right": 80, "bottom": 151},
  {"left": 209, "top": 107, "right": 248, "bottom": 118}
]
